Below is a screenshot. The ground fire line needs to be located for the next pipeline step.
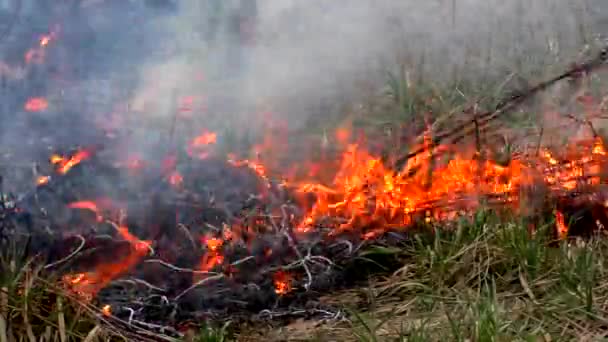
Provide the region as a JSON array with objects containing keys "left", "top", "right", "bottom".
[{"left": 2, "top": 120, "right": 608, "bottom": 338}]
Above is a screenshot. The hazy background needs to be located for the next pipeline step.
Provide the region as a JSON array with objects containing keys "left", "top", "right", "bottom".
[
  {"left": 0, "top": 0, "right": 606, "bottom": 188},
  {"left": 131, "top": 0, "right": 607, "bottom": 130}
]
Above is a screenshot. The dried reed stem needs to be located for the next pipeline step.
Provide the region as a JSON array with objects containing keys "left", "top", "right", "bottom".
[
  {"left": 56, "top": 297, "right": 66, "bottom": 342},
  {"left": 0, "top": 286, "right": 7, "bottom": 342}
]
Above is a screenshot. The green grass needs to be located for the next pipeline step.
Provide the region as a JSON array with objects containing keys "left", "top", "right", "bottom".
[{"left": 320, "top": 210, "right": 608, "bottom": 342}]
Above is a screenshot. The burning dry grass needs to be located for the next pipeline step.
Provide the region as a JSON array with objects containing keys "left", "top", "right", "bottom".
[{"left": 2, "top": 24, "right": 608, "bottom": 341}]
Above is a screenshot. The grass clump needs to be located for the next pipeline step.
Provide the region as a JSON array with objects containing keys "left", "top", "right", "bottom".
[{"left": 321, "top": 210, "right": 608, "bottom": 342}]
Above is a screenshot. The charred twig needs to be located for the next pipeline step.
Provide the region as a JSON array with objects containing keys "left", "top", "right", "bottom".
[
  {"left": 44, "top": 234, "right": 86, "bottom": 269},
  {"left": 176, "top": 223, "right": 197, "bottom": 249},
  {"left": 143, "top": 259, "right": 220, "bottom": 275},
  {"left": 173, "top": 274, "right": 224, "bottom": 301},
  {"left": 283, "top": 231, "right": 313, "bottom": 291},
  {"left": 111, "top": 278, "right": 166, "bottom": 292}
]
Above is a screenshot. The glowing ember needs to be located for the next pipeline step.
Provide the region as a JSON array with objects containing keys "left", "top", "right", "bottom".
[
  {"left": 24, "top": 30, "right": 57, "bottom": 64},
  {"left": 67, "top": 201, "right": 103, "bottom": 222},
  {"left": 169, "top": 170, "right": 183, "bottom": 187},
  {"left": 54, "top": 150, "right": 92, "bottom": 175},
  {"left": 193, "top": 236, "right": 226, "bottom": 284},
  {"left": 227, "top": 154, "right": 269, "bottom": 184},
  {"left": 273, "top": 270, "right": 292, "bottom": 296},
  {"left": 555, "top": 211, "right": 568, "bottom": 240},
  {"left": 36, "top": 176, "right": 50, "bottom": 186},
  {"left": 102, "top": 304, "right": 111, "bottom": 317},
  {"left": 24, "top": 97, "right": 48, "bottom": 112},
  {"left": 187, "top": 131, "right": 217, "bottom": 159},
  {"left": 191, "top": 131, "right": 217, "bottom": 146}
]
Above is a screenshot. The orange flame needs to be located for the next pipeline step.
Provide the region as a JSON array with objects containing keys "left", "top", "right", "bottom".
[
  {"left": 36, "top": 176, "right": 50, "bottom": 186},
  {"left": 187, "top": 131, "right": 217, "bottom": 159},
  {"left": 24, "top": 97, "right": 48, "bottom": 112},
  {"left": 169, "top": 171, "right": 183, "bottom": 187},
  {"left": 67, "top": 201, "right": 103, "bottom": 222},
  {"left": 273, "top": 270, "right": 292, "bottom": 296},
  {"left": 63, "top": 226, "right": 151, "bottom": 299},
  {"left": 54, "top": 150, "right": 92, "bottom": 175},
  {"left": 25, "top": 31, "right": 57, "bottom": 64},
  {"left": 292, "top": 136, "right": 606, "bottom": 238},
  {"left": 555, "top": 211, "right": 568, "bottom": 240},
  {"left": 102, "top": 304, "right": 111, "bottom": 317}
]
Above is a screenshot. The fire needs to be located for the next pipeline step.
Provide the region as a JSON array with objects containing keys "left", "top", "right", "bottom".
[
  {"left": 191, "top": 131, "right": 217, "bottom": 146},
  {"left": 53, "top": 150, "right": 92, "bottom": 175},
  {"left": 67, "top": 201, "right": 103, "bottom": 222},
  {"left": 63, "top": 225, "right": 151, "bottom": 299},
  {"left": 292, "top": 137, "right": 607, "bottom": 238},
  {"left": 36, "top": 176, "right": 50, "bottom": 186},
  {"left": 227, "top": 154, "right": 269, "bottom": 182},
  {"left": 193, "top": 236, "right": 226, "bottom": 285},
  {"left": 169, "top": 171, "right": 183, "bottom": 187},
  {"left": 25, "top": 30, "right": 58, "bottom": 64},
  {"left": 273, "top": 270, "right": 292, "bottom": 296},
  {"left": 24, "top": 97, "right": 48, "bottom": 112},
  {"left": 102, "top": 304, "right": 111, "bottom": 317},
  {"left": 187, "top": 131, "right": 217, "bottom": 159},
  {"left": 555, "top": 211, "right": 568, "bottom": 240}
]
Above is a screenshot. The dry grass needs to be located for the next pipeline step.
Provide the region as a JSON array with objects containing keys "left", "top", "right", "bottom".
[{"left": 247, "top": 211, "right": 608, "bottom": 341}]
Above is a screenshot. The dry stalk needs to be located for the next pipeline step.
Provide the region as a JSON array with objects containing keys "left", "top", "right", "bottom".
[
  {"left": 23, "top": 269, "right": 36, "bottom": 342},
  {"left": 173, "top": 274, "right": 224, "bottom": 301},
  {"left": 56, "top": 297, "right": 66, "bottom": 342},
  {"left": 0, "top": 286, "right": 8, "bottom": 342},
  {"left": 43, "top": 235, "right": 86, "bottom": 269},
  {"left": 82, "top": 325, "right": 101, "bottom": 342}
]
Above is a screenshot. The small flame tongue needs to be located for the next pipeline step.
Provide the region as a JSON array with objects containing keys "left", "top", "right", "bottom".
[
  {"left": 63, "top": 225, "right": 151, "bottom": 300},
  {"left": 51, "top": 149, "right": 92, "bottom": 175}
]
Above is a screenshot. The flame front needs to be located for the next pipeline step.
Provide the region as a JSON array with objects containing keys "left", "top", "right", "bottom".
[{"left": 293, "top": 137, "right": 607, "bottom": 239}]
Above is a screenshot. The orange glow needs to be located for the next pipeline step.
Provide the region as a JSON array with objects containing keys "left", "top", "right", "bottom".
[
  {"left": 24, "top": 97, "right": 48, "bottom": 112},
  {"left": 63, "top": 225, "right": 151, "bottom": 299},
  {"left": 67, "top": 201, "right": 103, "bottom": 222},
  {"left": 555, "top": 211, "right": 568, "bottom": 240},
  {"left": 36, "top": 176, "right": 50, "bottom": 186},
  {"left": 102, "top": 304, "right": 111, "bottom": 317},
  {"left": 191, "top": 131, "right": 217, "bottom": 146},
  {"left": 25, "top": 31, "right": 57, "bottom": 64},
  {"left": 273, "top": 271, "right": 292, "bottom": 296},
  {"left": 335, "top": 127, "right": 351, "bottom": 144},
  {"left": 54, "top": 150, "right": 91, "bottom": 175},
  {"left": 187, "top": 131, "right": 217, "bottom": 159},
  {"left": 291, "top": 136, "right": 607, "bottom": 238},
  {"left": 169, "top": 171, "right": 183, "bottom": 187}
]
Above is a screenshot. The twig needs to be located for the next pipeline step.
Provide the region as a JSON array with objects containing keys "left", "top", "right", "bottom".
[
  {"left": 283, "top": 231, "right": 313, "bottom": 290},
  {"left": 144, "top": 259, "right": 220, "bottom": 275},
  {"left": 176, "top": 223, "right": 197, "bottom": 249},
  {"left": 111, "top": 278, "right": 166, "bottom": 292},
  {"left": 44, "top": 234, "right": 86, "bottom": 269},
  {"left": 330, "top": 239, "right": 354, "bottom": 255},
  {"left": 174, "top": 274, "right": 224, "bottom": 301},
  {"left": 394, "top": 46, "right": 608, "bottom": 170},
  {"left": 231, "top": 255, "right": 255, "bottom": 266}
]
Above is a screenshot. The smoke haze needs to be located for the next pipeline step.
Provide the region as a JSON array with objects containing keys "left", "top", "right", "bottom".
[{"left": 0, "top": 0, "right": 606, "bottom": 190}]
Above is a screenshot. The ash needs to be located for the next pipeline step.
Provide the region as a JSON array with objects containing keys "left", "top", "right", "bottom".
[{"left": 0, "top": 146, "right": 351, "bottom": 337}]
